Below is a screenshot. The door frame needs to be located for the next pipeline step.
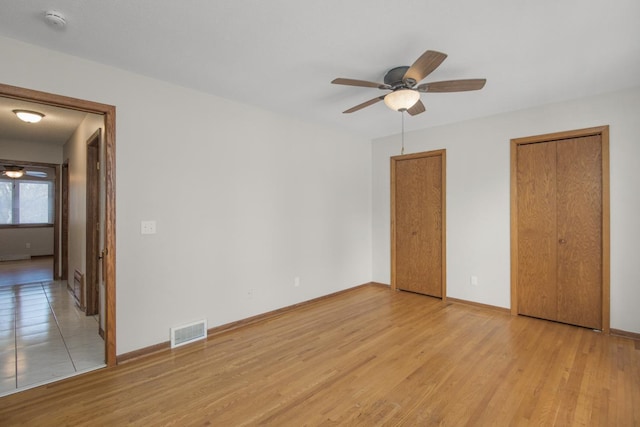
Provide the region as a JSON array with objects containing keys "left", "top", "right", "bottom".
[
  {"left": 85, "top": 129, "right": 101, "bottom": 316},
  {"left": 390, "top": 149, "right": 447, "bottom": 299},
  {"left": 61, "top": 161, "right": 69, "bottom": 281},
  {"left": 0, "top": 82, "right": 117, "bottom": 365},
  {"left": 510, "top": 125, "right": 610, "bottom": 333}
]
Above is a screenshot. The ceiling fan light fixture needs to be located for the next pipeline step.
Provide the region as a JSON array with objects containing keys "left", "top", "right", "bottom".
[
  {"left": 384, "top": 89, "right": 420, "bottom": 112},
  {"left": 4, "top": 170, "right": 24, "bottom": 179},
  {"left": 3, "top": 166, "right": 25, "bottom": 179},
  {"left": 13, "top": 110, "right": 45, "bottom": 123}
]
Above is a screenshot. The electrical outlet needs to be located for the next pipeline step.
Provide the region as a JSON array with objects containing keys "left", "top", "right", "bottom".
[
  {"left": 141, "top": 220, "right": 156, "bottom": 235},
  {"left": 25, "top": 243, "right": 31, "bottom": 249},
  {"left": 471, "top": 276, "right": 478, "bottom": 286},
  {"left": 294, "top": 276, "right": 300, "bottom": 287},
  {"left": 246, "top": 288, "right": 256, "bottom": 299}
]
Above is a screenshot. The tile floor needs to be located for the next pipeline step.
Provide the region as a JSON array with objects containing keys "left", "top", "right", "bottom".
[{"left": 0, "top": 280, "right": 105, "bottom": 396}]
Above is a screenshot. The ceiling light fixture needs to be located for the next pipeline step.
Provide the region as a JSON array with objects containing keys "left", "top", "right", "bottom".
[
  {"left": 2, "top": 166, "right": 25, "bottom": 179},
  {"left": 384, "top": 89, "right": 420, "bottom": 112},
  {"left": 13, "top": 110, "right": 45, "bottom": 123}
]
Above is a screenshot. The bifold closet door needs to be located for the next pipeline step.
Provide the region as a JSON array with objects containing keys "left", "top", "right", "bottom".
[
  {"left": 516, "top": 141, "right": 558, "bottom": 321},
  {"left": 516, "top": 136, "right": 602, "bottom": 330},
  {"left": 555, "top": 136, "right": 602, "bottom": 329}
]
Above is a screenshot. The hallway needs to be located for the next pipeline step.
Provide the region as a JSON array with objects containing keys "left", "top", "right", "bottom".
[{"left": 0, "top": 280, "right": 105, "bottom": 395}]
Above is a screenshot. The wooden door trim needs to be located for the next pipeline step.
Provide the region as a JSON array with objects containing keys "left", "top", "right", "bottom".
[
  {"left": 53, "top": 163, "right": 60, "bottom": 279},
  {"left": 85, "top": 129, "right": 101, "bottom": 316},
  {"left": 0, "top": 82, "right": 117, "bottom": 365},
  {"left": 61, "top": 161, "right": 69, "bottom": 281},
  {"left": 510, "top": 126, "right": 610, "bottom": 333},
  {"left": 390, "top": 149, "right": 447, "bottom": 300}
]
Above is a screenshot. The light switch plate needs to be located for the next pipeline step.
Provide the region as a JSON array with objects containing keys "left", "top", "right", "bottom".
[{"left": 141, "top": 220, "right": 156, "bottom": 235}]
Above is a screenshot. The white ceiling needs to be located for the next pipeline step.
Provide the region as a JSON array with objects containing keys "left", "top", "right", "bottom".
[
  {"left": 0, "top": 96, "right": 88, "bottom": 145},
  {"left": 0, "top": 1, "right": 638, "bottom": 139}
]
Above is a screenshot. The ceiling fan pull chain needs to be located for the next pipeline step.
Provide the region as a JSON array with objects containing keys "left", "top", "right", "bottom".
[{"left": 401, "top": 110, "right": 405, "bottom": 155}]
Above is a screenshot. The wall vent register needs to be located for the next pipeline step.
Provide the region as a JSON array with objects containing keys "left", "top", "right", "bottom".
[{"left": 170, "top": 320, "right": 207, "bottom": 348}]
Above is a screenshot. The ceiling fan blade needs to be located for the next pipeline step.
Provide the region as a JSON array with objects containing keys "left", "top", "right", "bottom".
[
  {"left": 343, "top": 96, "right": 385, "bottom": 114},
  {"left": 25, "top": 171, "right": 48, "bottom": 178},
  {"left": 417, "top": 79, "right": 487, "bottom": 93},
  {"left": 332, "top": 78, "right": 390, "bottom": 90},
  {"left": 407, "top": 100, "right": 426, "bottom": 116},
  {"left": 403, "top": 50, "right": 448, "bottom": 84}
]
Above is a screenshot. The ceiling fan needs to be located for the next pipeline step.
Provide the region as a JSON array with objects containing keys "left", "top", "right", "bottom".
[
  {"left": 331, "top": 50, "right": 486, "bottom": 115},
  {"left": 1, "top": 165, "right": 48, "bottom": 179}
]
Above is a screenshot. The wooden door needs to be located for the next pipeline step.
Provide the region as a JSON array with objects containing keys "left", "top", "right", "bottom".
[
  {"left": 516, "top": 141, "right": 558, "bottom": 321},
  {"left": 555, "top": 136, "right": 602, "bottom": 328},
  {"left": 391, "top": 150, "right": 445, "bottom": 298},
  {"left": 511, "top": 127, "right": 609, "bottom": 331}
]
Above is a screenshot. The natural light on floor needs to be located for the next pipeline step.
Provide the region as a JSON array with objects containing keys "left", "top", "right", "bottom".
[{"left": 0, "top": 280, "right": 105, "bottom": 396}]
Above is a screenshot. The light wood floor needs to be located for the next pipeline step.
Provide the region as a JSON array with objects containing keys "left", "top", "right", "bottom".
[
  {"left": 0, "top": 284, "right": 638, "bottom": 426},
  {"left": 0, "top": 256, "right": 53, "bottom": 287}
]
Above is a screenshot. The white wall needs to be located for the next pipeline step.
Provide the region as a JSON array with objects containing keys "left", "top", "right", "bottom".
[
  {"left": 0, "top": 227, "right": 53, "bottom": 259},
  {"left": 373, "top": 87, "right": 640, "bottom": 334},
  {"left": 62, "top": 113, "right": 104, "bottom": 309},
  {"left": 0, "top": 36, "right": 373, "bottom": 354},
  {"left": 0, "top": 138, "right": 63, "bottom": 164}
]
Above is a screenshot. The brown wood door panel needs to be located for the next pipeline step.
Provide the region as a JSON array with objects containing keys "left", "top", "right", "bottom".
[
  {"left": 394, "top": 153, "right": 443, "bottom": 297},
  {"left": 516, "top": 141, "right": 558, "bottom": 320},
  {"left": 556, "top": 136, "right": 602, "bottom": 329},
  {"left": 512, "top": 127, "right": 608, "bottom": 331}
]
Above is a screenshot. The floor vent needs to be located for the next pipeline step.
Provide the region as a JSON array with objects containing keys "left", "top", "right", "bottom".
[{"left": 170, "top": 320, "right": 207, "bottom": 348}]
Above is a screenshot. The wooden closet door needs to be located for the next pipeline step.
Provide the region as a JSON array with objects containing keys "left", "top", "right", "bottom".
[
  {"left": 556, "top": 136, "right": 602, "bottom": 329},
  {"left": 515, "top": 133, "right": 604, "bottom": 329},
  {"left": 393, "top": 153, "right": 443, "bottom": 298},
  {"left": 516, "top": 141, "right": 558, "bottom": 321}
]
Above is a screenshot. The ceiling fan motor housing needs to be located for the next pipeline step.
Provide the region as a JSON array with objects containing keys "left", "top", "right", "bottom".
[{"left": 384, "top": 66, "right": 414, "bottom": 88}]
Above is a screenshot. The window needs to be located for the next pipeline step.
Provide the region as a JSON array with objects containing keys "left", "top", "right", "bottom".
[{"left": 0, "top": 179, "right": 54, "bottom": 225}]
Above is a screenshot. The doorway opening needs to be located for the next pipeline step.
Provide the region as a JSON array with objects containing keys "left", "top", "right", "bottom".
[{"left": 0, "top": 83, "right": 116, "bottom": 383}]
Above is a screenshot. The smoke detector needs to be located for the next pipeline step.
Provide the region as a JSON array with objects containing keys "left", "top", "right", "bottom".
[{"left": 44, "top": 10, "right": 67, "bottom": 28}]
